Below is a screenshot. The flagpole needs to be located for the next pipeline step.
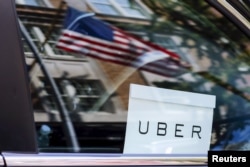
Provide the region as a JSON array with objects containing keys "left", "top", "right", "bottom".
[{"left": 19, "top": 20, "right": 80, "bottom": 153}]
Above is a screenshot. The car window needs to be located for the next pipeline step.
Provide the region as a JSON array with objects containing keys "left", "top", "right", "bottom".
[{"left": 16, "top": 0, "right": 249, "bottom": 154}]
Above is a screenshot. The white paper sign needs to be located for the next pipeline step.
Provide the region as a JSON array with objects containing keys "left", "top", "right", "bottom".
[{"left": 124, "top": 84, "right": 216, "bottom": 154}]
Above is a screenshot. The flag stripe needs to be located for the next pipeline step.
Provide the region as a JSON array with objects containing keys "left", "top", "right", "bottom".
[
  {"left": 113, "top": 27, "right": 180, "bottom": 61},
  {"left": 58, "top": 30, "right": 181, "bottom": 70},
  {"left": 57, "top": 39, "right": 142, "bottom": 61},
  {"left": 57, "top": 43, "right": 181, "bottom": 73},
  {"left": 60, "top": 33, "right": 148, "bottom": 57},
  {"left": 57, "top": 39, "right": 173, "bottom": 65},
  {"left": 57, "top": 41, "right": 179, "bottom": 70},
  {"left": 113, "top": 31, "right": 151, "bottom": 50},
  {"left": 57, "top": 43, "right": 140, "bottom": 63},
  {"left": 58, "top": 35, "right": 146, "bottom": 58},
  {"left": 57, "top": 45, "right": 178, "bottom": 77},
  {"left": 62, "top": 30, "right": 150, "bottom": 53}
]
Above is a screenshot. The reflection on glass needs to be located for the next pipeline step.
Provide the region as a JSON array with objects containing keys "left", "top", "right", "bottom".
[{"left": 18, "top": 0, "right": 250, "bottom": 153}]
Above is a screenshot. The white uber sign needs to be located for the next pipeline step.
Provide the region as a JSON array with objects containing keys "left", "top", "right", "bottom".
[{"left": 124, "top": 84, "right": 216, "bottom": 154}]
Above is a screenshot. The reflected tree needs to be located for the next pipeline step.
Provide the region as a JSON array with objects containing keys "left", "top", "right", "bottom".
[{"left": 141, "top": 0, "right": 250, "bottom": 150}]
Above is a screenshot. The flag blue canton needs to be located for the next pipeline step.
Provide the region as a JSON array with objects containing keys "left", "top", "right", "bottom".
[{"left": 64, "top": 7, "right": 114, "bottom": 42}]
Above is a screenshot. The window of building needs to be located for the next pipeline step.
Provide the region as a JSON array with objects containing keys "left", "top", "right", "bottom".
[
  {"left": 16, "top": 0, "right": 54, "bottom": 8},
  {"left": 115, "top": 0, "right": 147, "bottom": 18},
  {"left": 32, "top": 78, "right": 113, "bottom": 113},
  {"left": 23, "top": 26, "right": 42, "bottom": 54},
  {"left": 24, "top": 0, "right": 45, "bottom": 6},
  {"left": 88, "top": 0, "right": 120, "bottom": 16},
  {"left": 88, "top": 0, "right": 151, "bottom": 19}
]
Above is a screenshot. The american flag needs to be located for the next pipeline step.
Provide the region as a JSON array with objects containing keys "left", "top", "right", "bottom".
[{"left": 56, "top": 7, "right": 189, "bottom": 77}]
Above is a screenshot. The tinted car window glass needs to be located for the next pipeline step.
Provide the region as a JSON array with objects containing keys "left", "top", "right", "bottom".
[{"left": 16, "top": 0, "right": 250, "bottom": 153}]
